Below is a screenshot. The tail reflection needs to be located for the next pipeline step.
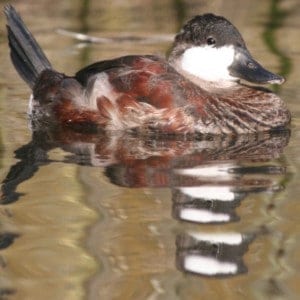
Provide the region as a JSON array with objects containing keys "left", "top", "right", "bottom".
[{"left": 0, "top": 129, "right": 290, "bottom": 280}]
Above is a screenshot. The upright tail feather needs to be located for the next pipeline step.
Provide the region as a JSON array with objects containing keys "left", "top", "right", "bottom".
[{"left": 4, "top": 5, "right": 52, "bottom": 88}]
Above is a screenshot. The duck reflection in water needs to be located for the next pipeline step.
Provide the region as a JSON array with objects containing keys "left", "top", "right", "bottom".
[{"left": 0, "top": 128, "right": 290, "bottom": 278}]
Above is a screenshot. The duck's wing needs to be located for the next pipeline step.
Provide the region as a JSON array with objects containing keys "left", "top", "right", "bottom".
[
  {"left": 75, "top": 55, "right": 187, "bottom": 109},
  {"left": 75, "top": 55, "right": 164, "bottom": 85}
]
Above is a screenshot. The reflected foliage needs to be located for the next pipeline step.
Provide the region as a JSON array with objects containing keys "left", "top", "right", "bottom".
[{"left": 263, "top": 0, "right": 292, "bottom": 92}]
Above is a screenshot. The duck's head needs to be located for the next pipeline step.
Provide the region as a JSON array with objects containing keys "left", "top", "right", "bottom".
[{"left": 168, "top": 14, "right": 284, "bottom": 88}]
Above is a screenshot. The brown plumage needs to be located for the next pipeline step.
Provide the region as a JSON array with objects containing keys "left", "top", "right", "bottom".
[{"left": 4, "top": 5, "right": 290, "bottom": 135}]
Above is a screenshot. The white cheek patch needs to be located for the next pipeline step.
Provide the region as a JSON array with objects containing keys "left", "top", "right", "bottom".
[{"left": 181, "top": 45, "right": 236, "bottom": 82}]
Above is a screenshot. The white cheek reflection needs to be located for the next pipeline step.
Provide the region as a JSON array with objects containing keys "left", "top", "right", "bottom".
[
  {"left": 180, "top": 208, "right": 230, "bottom": 223},
  {"left": 179, "top": 186, "right": 235, "bottom": 201},
  {"left": 176, "top": 164, "right": 235, "bottom": 179},
  {"left": 184, "top": 255, "right": 238, "bottom": 276},
  {"left": 189, "top": 231, "right": 243, "bottom": 245}
]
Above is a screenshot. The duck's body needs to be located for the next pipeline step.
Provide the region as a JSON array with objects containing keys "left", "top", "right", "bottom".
[{"left": 5, "top": 6, "right": 290, "bottom": 135}]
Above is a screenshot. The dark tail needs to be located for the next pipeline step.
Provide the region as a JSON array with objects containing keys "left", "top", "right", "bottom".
[{"left": 4, "top": 5, "right": 52, "bottom": 88}]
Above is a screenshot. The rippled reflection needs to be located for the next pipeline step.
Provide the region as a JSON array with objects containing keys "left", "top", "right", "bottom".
[
  {"left": 0, "top": 128, "right": 290, "bottom": 285},
  {"left": 176, "top": 231, "right": 253, "bottom": 277}
]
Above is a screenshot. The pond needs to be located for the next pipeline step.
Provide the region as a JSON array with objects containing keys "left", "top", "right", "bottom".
[{"left": 0, "top": 0, "right": 300, "bottom": 299}]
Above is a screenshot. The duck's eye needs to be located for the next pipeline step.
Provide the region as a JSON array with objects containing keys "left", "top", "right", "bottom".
[{"left": 206, "top": 37, "right": 216, "bottom": 46}]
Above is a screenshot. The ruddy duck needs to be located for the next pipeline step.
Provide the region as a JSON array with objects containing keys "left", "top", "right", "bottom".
[{"left": 4, "top": 5, "right": 290, "bottom": 135}]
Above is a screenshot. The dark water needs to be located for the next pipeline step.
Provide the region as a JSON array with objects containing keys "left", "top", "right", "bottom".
[{"left": 1, "top": 1, "right": 300, "bottom": 299}]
